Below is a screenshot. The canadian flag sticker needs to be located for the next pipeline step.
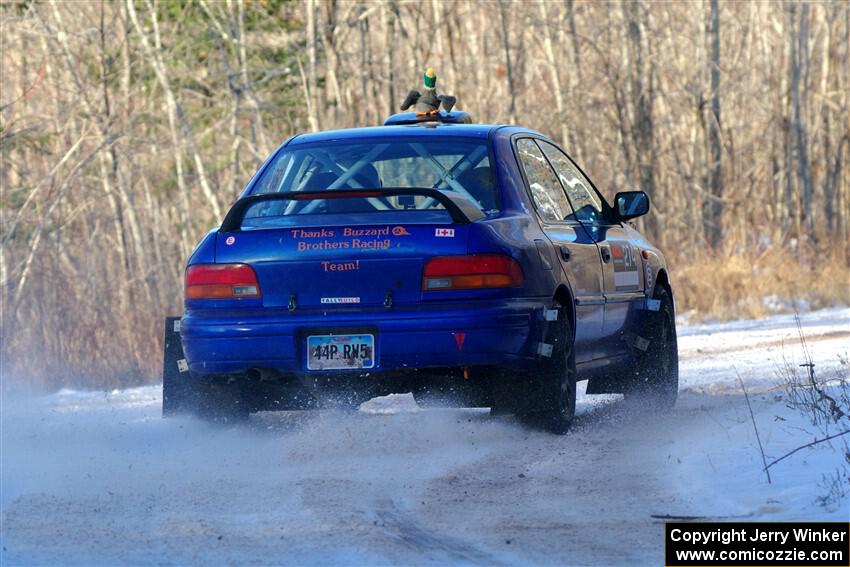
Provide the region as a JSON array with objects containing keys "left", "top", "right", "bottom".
[{"left": 435, "top": 228, "right": 455, "bottom": 238}]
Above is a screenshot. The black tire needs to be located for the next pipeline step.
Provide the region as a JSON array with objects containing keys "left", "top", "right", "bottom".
[
  {"left": 194, "top": 377, "right": 252, "bottom": 424},
  {"left": 521, "top": 308, "right": 578, "bottom": 434},
  {"left": 161, "top": 316, "right": 251, "bottom": 423},
  {"left": 625, "top": 286, "right": 678, "bottom": 409}
]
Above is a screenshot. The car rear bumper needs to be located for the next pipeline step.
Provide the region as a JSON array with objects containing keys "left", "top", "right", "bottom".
[{"left": 180, "top": 298, "right": 550, "bottom": 376}]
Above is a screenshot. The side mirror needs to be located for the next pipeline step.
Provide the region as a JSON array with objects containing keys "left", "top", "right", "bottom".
[{"left": 614, "top": 191, "right": 650, "bottom": 222}]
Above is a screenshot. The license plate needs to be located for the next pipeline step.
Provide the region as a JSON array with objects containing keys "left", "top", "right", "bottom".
[{"left": 307, "top": 334, "right": 375, "bottom": 370}]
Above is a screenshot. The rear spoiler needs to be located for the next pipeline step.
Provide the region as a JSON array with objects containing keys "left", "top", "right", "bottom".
[{"left": 219, "top": 188, "right": 485, "bottom": 232}]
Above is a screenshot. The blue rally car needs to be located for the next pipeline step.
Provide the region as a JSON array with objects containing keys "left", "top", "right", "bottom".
[{"left": 162, "top": 111, "right": 678, "bottom": 433}]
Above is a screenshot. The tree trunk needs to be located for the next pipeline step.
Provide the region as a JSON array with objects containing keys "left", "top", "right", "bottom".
[
  {"left": 791, "top": 2, "right": 814, "bottom": 245},
  {"left": 497, "top": 0, "right": 517, "bottom": 123},
  {"left": 306, "top": 0, "right": 320, "bottom": 131},
  {"left": 705, "top": 0, "right": 723, "bottom": 249},
  {"left": 624, "top": 0, "right": 658, "bottom": 239},
  {"left": 126, "top": 0, "right": 223, "bottom": 228},
  {"left": 538, "top": 0, "right": 569, "bottom": 147}
]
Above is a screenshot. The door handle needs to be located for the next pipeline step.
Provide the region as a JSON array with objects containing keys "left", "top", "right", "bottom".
[
  {"left": 600, "top": 247, "right": 611, "bottom": 263},
  {"left": 559, "top": 245, "right": 571, "bottom": 261}
]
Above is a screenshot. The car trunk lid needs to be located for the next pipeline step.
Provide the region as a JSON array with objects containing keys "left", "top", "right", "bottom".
[{"left": 215, "top": 222, "right": 469, "bottom": 308}]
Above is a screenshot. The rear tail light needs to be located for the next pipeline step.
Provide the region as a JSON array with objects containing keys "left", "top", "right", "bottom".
[
  {"left": 422, "top": 255, "right": 524, "bottom": 290},
  {"left": 185, "top": 264, "right": 261, "bottom": 299}
]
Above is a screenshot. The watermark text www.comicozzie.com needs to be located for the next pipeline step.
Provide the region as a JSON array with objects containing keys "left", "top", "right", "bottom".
[{"left": 665, "top": 522, "right": 849, "bottom": 567}]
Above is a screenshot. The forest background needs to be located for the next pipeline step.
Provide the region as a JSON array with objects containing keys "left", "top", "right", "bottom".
[{"left": 1, "top": 0, "right": 848, "bottom": 390}]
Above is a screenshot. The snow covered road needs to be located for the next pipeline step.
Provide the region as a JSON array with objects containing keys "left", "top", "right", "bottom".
[{"left": 2, "top": 309, "right": 848, "bottom": 566}]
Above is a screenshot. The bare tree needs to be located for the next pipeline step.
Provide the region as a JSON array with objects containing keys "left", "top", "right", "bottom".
[
  {"left": 1, "top": 0, "right": 848, "bottom": 391},
  {"left": 705, "top": 0, "right": 723, "bottom": 249}
]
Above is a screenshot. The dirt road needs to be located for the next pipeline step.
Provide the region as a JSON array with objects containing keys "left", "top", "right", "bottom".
[{"left": 2, "top": 309, "right": 848, "bottom": 566}]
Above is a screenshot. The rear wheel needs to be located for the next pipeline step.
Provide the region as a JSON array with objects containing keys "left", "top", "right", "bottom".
[
  {"left": 161, "top": 317, "right": 251, "bottom": 423},
  {"left": 518, "top": 308, "right": 577, "bottom": 434},
  {"left": 195, "top": 377, "right": 252, "bottom": 423},
  {"left": 165, "top": 373, "right": 252, "bottom": 423},
  {"left": 625, "top": 286, "right": 678, "bottom": 409}
]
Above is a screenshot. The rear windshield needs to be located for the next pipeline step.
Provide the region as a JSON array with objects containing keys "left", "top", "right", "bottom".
[{"left": 244, "top": 138, "right": 498, "bottom": 226}]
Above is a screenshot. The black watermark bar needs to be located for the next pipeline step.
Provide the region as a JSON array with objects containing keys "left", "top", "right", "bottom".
[{"left": 665, "top": 522, "right": 849, "bottom": 567}]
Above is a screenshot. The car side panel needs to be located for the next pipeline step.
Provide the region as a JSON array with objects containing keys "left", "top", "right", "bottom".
[
  {"left": 491, "top": 128, "right": 607, "bottom": 363},
  {"left": 544, "top": 222, "right": 606, "bottom": 362},
  {"left": 187, "top": 230, "right": 217, "bottom": 265},
  {"left": 580, "top": 223, "right": 646, "bottom": 355}
]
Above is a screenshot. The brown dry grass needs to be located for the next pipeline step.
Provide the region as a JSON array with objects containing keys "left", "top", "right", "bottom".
[
  {"left": 671, "top": 246, "right": 850, "bottom": 323},
  {"left": 2, "top": 245, "right": 846, "bottom": 393}
]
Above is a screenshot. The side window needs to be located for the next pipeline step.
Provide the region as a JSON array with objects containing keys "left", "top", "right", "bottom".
[
  {"left": 252, "top": 153, "right": 294, "bottom": 194},
  {"left": 516, "top": 138, "right": 573, "bottom": 223},
  {"left": 538, "top": 141, "right": 603, "bottom": 225}
]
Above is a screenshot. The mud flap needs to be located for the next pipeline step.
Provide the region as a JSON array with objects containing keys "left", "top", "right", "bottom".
[
  {"left": 492, "top": 305, "right": 563, "bottom": 415},
  {"left": 585, "top": 369, "right": 631, "bottom": 395},
  {"left": 585, "top": 333, "right": 649, "bottom": 395},
  {"left": 586, "top": 294, "right": 665, "bottom": 395},
  {"left": 162, "top": 316, "right": 193, "bottom": 416}
]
